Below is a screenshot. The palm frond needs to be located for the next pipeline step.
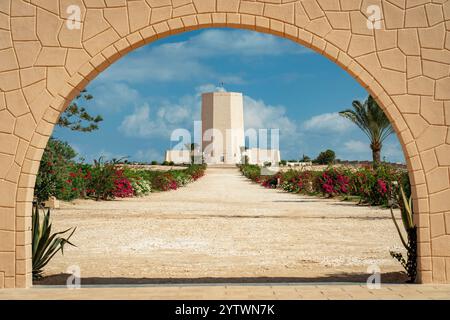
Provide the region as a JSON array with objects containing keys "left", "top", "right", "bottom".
[{"left": 339, "top": 95, "right": 394, "bottom": 162}]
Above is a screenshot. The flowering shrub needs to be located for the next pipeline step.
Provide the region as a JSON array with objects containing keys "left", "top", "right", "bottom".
[
  {"left": 146, "top": 165, "right": 206, "bottom": 192},
  {"left": 240, "top": 164, "right": 409, "bottom": 207},
  {"left": 280, "top": 170, "right": 315, "bottom": 194},
  {"left": 316, "top": 168, "right": 351, "bottom": 197},
  {"left": 122, "top": 168, "right": 151, "bottom": 197},
  {"left": 88, "top": 158, "right": 119, "bottom": 200},
  {"left": 240, "top": 165, "right": 261, "bottom": 182},
  {"left": 113, "top": 178, "right": 134, "bottom": 198},
  {"left": 35, "top": 138, "right": 77, "bottom": 203},
  {"left": 260, "top": 175, "right": 279, "bottom": 189},
  {"left": 130, "top": 178, "right": 152, "bottom": 197},
  {"left": 112, "top": 170, "right": 134, "bottom": 198},
  {"left": 36, "top": 148, "right": 206, "bottom": 203},
  {"left": 57, "top": 163, "right": 93, "bottom": 201},
  {"left": 185, "top": 164, "right": 207, "bottom": 181},
  {"left": 152, "top": 173, "right": 178, "bottom": 191},
  {"left": 171, "top": 171, "right": 193, "bottom": 186}
]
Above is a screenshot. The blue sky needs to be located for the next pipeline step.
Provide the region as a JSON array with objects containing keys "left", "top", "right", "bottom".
[{"left": 53, "top": 28, "right": 404, "bottom": 163}]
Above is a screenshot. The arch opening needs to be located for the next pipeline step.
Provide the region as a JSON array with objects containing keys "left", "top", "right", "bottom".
[{"left": 31, "top": 27, "right": 415, "bottom": 287}]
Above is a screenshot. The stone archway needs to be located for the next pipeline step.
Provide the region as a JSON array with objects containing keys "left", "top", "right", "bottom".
[{"left": 0, "top": 0, "right": 449, "bottom": 288}]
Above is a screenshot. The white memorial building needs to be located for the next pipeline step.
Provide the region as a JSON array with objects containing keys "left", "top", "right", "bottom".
[{"left": 165, "top": 91, "right": 281, "bottom": 165}]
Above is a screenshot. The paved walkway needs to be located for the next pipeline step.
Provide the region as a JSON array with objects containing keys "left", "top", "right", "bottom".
[
  {"left": 41, "top": 167, "right": 406, "bottom": 284},
  {"left": 2, "top": 283, "right": 450, "bottom": 300}
]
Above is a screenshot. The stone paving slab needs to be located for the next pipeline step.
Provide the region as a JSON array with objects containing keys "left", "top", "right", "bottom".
[{"left": 0, "top": 284, "right": 449, "bottom": 300}]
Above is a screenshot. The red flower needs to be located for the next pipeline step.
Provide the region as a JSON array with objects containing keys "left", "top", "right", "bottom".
[
  {"left": 113, "top": 177, "right": 134, "bottom": 198},
  {"left": 323, "top": 183, "right": 334, "bottom": 194},
  {"left": 377, "top": 179, "right": 387, "bottom": 195}
]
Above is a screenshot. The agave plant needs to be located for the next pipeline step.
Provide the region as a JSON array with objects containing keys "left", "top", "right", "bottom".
[
  {"left": 389, "top": 186, "right": 417, "bottom": 283},
  {"left": 32, "top": 202, "right": 76, "bottom": 280}
]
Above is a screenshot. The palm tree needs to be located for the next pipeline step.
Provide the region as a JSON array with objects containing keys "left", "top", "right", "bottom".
[
  {"left": 185, "top": 143, "right": 199, "bottom": 164},
  {"left": 339, "top": 95, "right": 394, "bottom": 166}
]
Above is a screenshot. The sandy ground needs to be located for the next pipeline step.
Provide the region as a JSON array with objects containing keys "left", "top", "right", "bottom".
[{"left": 37, "top": 167, "right": 407, "bottom": 285}]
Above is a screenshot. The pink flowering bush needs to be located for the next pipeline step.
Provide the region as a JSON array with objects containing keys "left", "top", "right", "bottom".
[
  {"left": 260, "top": 175, "right": 279, "bottom": 189},
  {"left": 240, "top": 164, "right": 409, "bottom": 207},
  {"left": 112, "top": 170, "right": 134, "bottom": 198},
  {"left": 280, "top": 171, "right": 314, "bottom": 193},
  {"left": 377, "top": 179, "right": 387, "bottom": 194},
  {"left": 315, "top": 168, "right": 351, "bottom": 197},
  {"left": 35, "top": 135, "right": 207, "bottom": 203},
  {"left": 151, "top": 173, "right": 178, "bottom": 191}
]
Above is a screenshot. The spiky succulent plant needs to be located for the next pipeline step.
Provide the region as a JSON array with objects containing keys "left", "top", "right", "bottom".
[
  {"left": 32, "top": 202, "right": 76, "bottom": 280},
  {"left": 389, "top": 186, "right": 417, "bottom": 283}
]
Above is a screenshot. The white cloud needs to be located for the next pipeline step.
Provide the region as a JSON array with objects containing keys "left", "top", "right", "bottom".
[
  {"left": 343, "top": 140, "right": 368, "bottom": 153},
  {"left": 382, "top": 140, "right": 405, "bottom": 163},
  {"left": 243, "top": 96, "right": 302, "bottom": 156},
  {"left": 183, "top": 29, "right": 308, "bottom": 56},
  {"left": 118, "top": 86, "right": 302, "bottom": 159},
  {"left": 118, "top": 82, "right": 234, "bottom": 139},
  {"left": 119, "top": 103, "right": 171, "bottom": 138},
  {"left": 195, "top": 84, "right": 226, "bottom": 93},
  {"left": 118, "top": 92, "right": 201, "bottom": 138},
  {"left": 244, "top": 96, "right": 297, "bottom": 136},
  {"left": 337, "top": 138, "right": 405, "bottom": 163},
  {"left": 90, "top": 82, "right": 141, "bottom": 112},
  {"left": 98, "top": 29, "right": 309, "bottom": 84},
  {"left": 302, "top": 112, "right": 354, "bottom": 133},
  {"left": 100, "top": 57, "right": 211, "bottom": 84}
]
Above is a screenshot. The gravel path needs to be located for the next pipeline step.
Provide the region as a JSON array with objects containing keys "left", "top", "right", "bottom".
[{"left": 38, "top": 167, "right": 406, "bottom": 285}]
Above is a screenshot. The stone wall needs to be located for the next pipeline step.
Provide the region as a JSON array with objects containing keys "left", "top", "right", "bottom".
[{"left": 0, "top": 0, "right": 449, "bottom": 287}]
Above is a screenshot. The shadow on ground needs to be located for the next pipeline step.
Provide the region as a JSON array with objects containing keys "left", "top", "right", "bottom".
[{"left": 35, "top": 272, "right": 408, "bottom": 285}]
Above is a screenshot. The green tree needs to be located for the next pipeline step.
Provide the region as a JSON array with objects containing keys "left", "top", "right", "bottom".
[
  {"left": 315, "top": 149, "right": 335, "bottom": 165},
  {"left": 300, "top": 154, "right": 311, "bottom": 162},
  {"left": 34, "top": 138, "right": 77, "bottom": 203},
  {"left": 185, "top": 143, "right": 200, "bottom": 164},
  {"left": 339, "top": 95, "right": 394, "bottom": 166},
  {"left": 35, "top": 89, "right": 102, "bottom": 202},
  {"left": 58, "top": 89, "right": 103, "bottom": 132}
]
